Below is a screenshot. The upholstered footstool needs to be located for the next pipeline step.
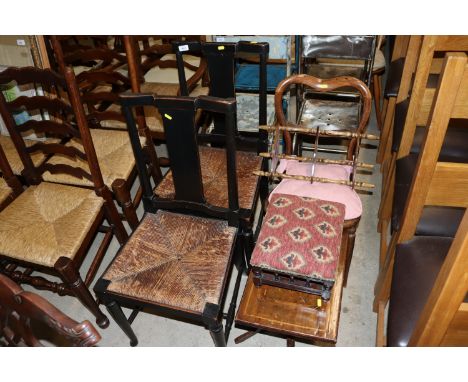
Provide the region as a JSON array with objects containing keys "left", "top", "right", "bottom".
[{"left": 250, "top": 193, "right": 345, "bottom": 300}]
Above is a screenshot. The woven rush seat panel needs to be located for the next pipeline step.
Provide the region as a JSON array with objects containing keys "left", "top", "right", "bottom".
[
  {"left": 0, "top": 135, "right": 56, "bottom": 176},
  {"left": 0, "top": 177, "right": 12, "bottom": 206},
  {"left": 104, "top": 210, "right": 237, "bottom": 314},
  {"left": 0, "top": 182, "right": 104, "bottom": 267},
  {"left": 251, "top": 194, "right": 345, "bottom": 281},
  {"left": 140, "top": 82, "right": 209, "bottom": 133},
  {"left": 43, "top": 129, "right": 135, "bottom": 188},
  {"left": 299, "top": 99, "right": 359, "bottom": 132},
  {"left": 155, "top": 146, "right": 262, "bottom": 212}
]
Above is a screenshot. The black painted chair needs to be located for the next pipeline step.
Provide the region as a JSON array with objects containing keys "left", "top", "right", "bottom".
[{"left": 94, "top": 95, "right": 245, "bottom": 346}]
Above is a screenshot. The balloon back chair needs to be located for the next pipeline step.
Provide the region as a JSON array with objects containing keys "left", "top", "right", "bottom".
[{"left": 0, "top": 66, "right": 129, "bottom": 329}]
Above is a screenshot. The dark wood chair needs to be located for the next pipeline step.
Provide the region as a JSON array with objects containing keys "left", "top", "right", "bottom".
[
  {"left": 94, "top": 95, "right": 245, "bottom": 346},
  {"left": 0, "top": 274, "right": 101, "bottom": 346},
  {"left": 129, "top": 36, "right": 209, "bottom": 140},
  {"left": 44, "top": 36, "right": 163, "bottom": 230},
  {"left": 0, "top": 66, "right": 129, "bottom": 328}
]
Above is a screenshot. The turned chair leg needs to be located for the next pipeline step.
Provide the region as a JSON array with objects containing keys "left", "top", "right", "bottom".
[
  {"left": 112, "top": 179, "right": 139, "bottom": 231},
  {"left": 106, "top": 301, "right": 139, "bottom": 347},
  {"left": 209, "top": 321, "right": 227, "bottom": 347},
  {"left": 54, "top": 257, "right": 109, "bottom": 329}
]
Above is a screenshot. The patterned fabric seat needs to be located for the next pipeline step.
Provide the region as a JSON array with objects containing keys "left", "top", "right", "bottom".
[
  {"left": 251, "top": 194, "right": 345, "bottom": 282},
  {"left": 103, "top": 210, "right": 237, "bottom": 314},
  {"left": 155, "top": 146, "right": 262, "bottom": 213},
  {"left": 43, "top": 129, "right": 136, "bottom": 188},
  {"left": 0, "top": 182, "right": 104, "bottom": 267}
]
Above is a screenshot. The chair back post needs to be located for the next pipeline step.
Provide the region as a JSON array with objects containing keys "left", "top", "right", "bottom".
[
  {"left": 202, "top": 42, "right": 237, "bottom": 99},
  {"left": 120, "top": 93, "right": 156, "bottom": 212},
  {"left": 274, "top": 74, "right": 372, "bottom": 159}
]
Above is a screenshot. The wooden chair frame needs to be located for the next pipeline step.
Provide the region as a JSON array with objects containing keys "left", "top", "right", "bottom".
[
  {"left": 0, "top": 273, "right": 101, "bottom": 346},
  {"left": 94, "top": 95, "right": 245, "bottom": 346},
  {"left": 0, "top": 66, "right": 129, "bottom": 328},
  {"left": 374, "top": 52, "right": 468, "bottom": 346}
]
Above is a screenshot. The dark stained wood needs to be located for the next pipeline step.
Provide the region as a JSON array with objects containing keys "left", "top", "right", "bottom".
[{"left": 0, "top": 273, "right": 101, "bottom": 346}]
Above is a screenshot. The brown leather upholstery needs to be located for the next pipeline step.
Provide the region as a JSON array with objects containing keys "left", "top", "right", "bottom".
[
  {"left": 387, "top": 236, "right": 453, "bottom": 347},
  {"left": 392, "top": 99, "right": 468, "bottom": 161},
  {"left": 384, "top": 58, "right": 439, "bottom": 98},
  {"left": 104, "top": 210, "right": 237, "bottom": 314},
  {"left": 0, "top": 182, "right": 104, "bottom": 267},
  {"left": 392, "top": 154, "right": 465, "bottom": 236},
  {"left": 43, "top": 129, "right": 136, "bottom": 188},
  {"left": 0, "top": 135, "right": 56, "bottom": 176},
  {"left": 384, "top": 58, "right": 404, "bottom": 98},
  {"left": 155, "top": 146, "right": 262, "bottom": 214}
]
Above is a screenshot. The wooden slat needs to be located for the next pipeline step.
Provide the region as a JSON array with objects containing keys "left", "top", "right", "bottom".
[{"left": 426, "top": 162, "right": 468, "bottom": 207}]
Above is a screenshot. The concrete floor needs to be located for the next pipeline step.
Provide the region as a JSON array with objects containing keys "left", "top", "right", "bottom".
[{"left": 19, "top": 102, "right": 381, "bottom": 347}]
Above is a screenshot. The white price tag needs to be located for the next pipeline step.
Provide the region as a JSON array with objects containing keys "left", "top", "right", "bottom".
[
  {"left": 178, "top": 44, "right": 189, "bottom": 52},
  {"left": 216, "top": 37, "right": 225, "bottom": 42},
  {"left": 16, "top": 39, "right": 26, "bottom": 46}
]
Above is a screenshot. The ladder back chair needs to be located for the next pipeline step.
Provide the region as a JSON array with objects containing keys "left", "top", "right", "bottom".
[
  {"left": 47, "top": 36, "right": 163, "bottom": 230},
  {"left": 0, "top": 273, "right": 101, "bottom": 346},
  {"left": 94, "top": 94, "right": 245, "bottom": 346},
  {"left": 0, "top": 66, "right": 129, "bottom": 328},
  {"left": 374, "top": 52, "right": 468, "bottom": 345}
]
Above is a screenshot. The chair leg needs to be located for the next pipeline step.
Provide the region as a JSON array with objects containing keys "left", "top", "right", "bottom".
[
  {"left": 112, "top": 179, "right": 139, "bottom": 231},
  {"left": 209, "top": 321, "right": 227, "bottom": 347},
  {"left": 377, "top": 97, "right": 396, "bottom": 164},
  {"left": 106, "top": 301, "right": 139, "bottom": 347},
  {"left": 376, "top": 301, "right": 387, "bottom": 347},
  {"left": 54, "top": 257, "right": 109, "bottom": 329},
  {"left": 286, "top": 337, "right": 296, "bottom": 347}
]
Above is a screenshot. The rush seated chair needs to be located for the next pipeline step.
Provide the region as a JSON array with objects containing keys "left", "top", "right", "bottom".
[
  {"left": 0, "top": 274, "right": 101, "bottom": 347},
  {"left": 0, "top": 66, "right": 129, "bottom": 328},
  {"left": 45, "top": 36, "right": 163, "bottom": 230},
  {"left": 94, "top": 95, "right": 246, "bottom": 346}
]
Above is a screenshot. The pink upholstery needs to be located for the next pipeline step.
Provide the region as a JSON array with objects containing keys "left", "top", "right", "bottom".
[{"left": 270, "top": 160, "right": 362, "bottom": 220}]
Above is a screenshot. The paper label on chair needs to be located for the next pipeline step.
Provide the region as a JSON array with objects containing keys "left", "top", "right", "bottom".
[
  {"left": 16, "top": 39, "right": 26, "bottom": 46},
  {"left": 179, "top": 45, "right": 189, "bottom": 52},
  {"left": 218, "top": 46, "right": 225, "bottom": 51},
  {"left": 164, "top": 114, "right": 172, "bottom": 120}
]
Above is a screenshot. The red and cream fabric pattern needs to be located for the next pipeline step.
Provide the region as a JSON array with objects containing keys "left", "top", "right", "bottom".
[{"left": 250, "top": 193, "right": 345, "bottom": 281}]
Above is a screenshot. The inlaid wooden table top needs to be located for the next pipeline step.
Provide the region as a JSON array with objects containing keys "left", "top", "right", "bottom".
[{"left": 236, "top": 227, "right": 347, "bottom": 344}]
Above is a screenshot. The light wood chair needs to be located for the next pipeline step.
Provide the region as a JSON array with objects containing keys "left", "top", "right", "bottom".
[
  {"left": 377, "top": 36, "right": 468, "bottom": 264},
  {"left": 0, "top": 66, "right": 129, "bottom": 328},
  {"left": 374, "top": 52, "right": 468, "bottom": 345}
]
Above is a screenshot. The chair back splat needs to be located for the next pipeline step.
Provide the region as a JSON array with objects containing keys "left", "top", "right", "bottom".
[{"left": 121, "top": 94, "right": 240, "bottom": 224}]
